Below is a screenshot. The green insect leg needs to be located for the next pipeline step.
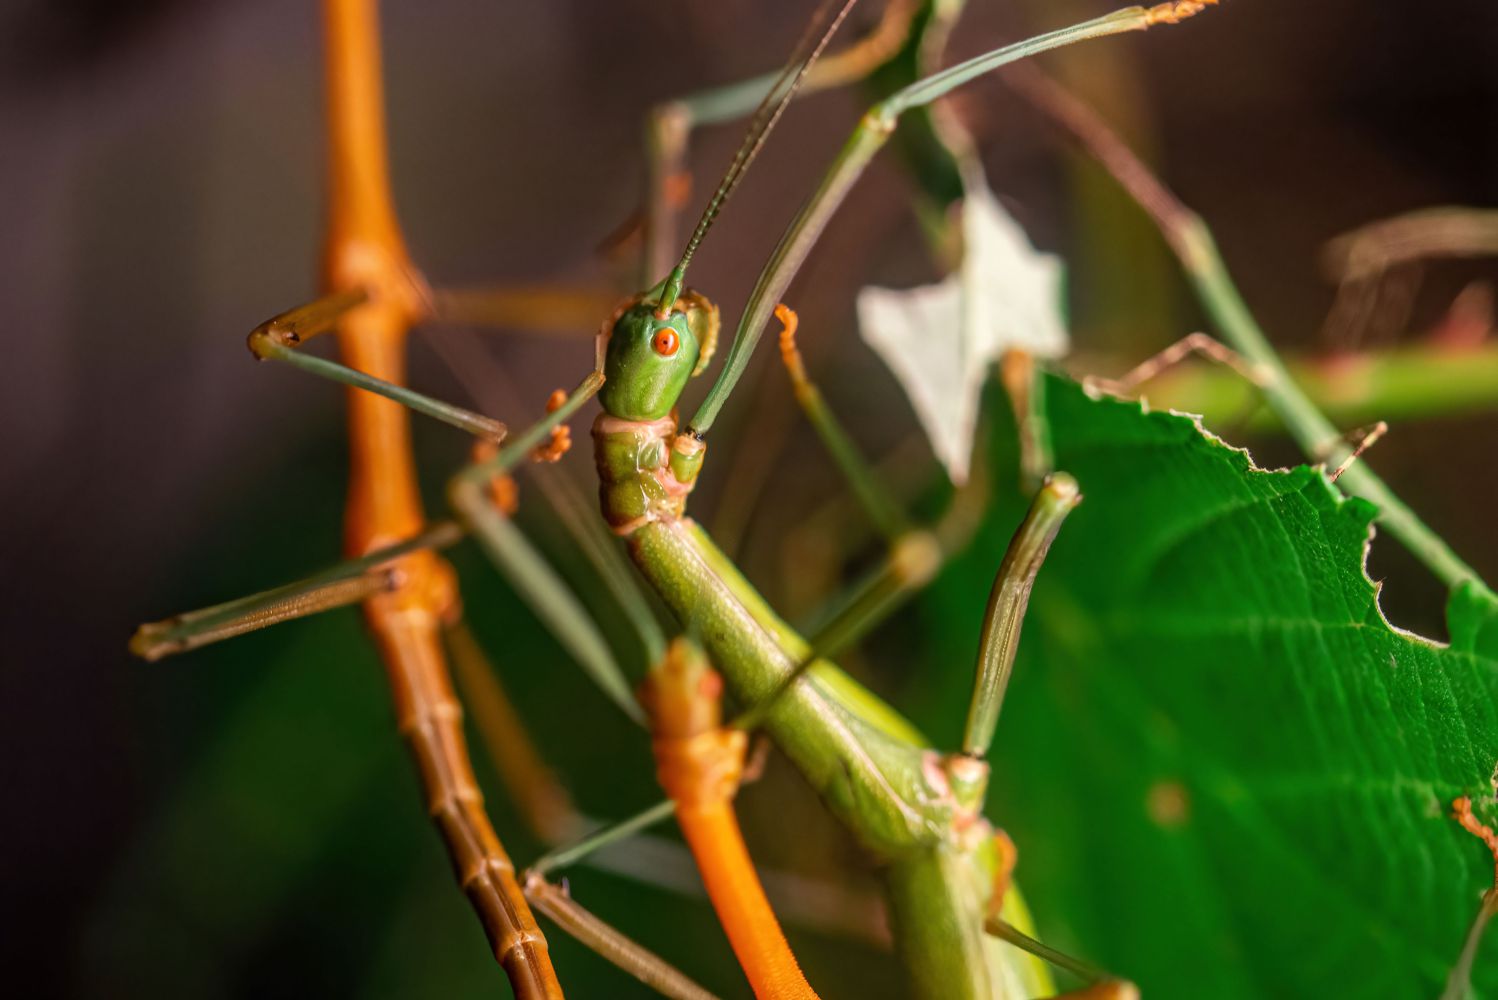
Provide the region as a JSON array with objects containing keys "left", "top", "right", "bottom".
[
  {"left": 247, "top": 289, "right": 508, "bottom": 441},
  {"left": 446, "top": 373, "right": 646, "bottom": 726},
  {"left": 130, "top": 521, "right": 463, "bottom": 660}
]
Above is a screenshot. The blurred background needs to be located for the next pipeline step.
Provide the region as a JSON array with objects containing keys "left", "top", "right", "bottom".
[{"left": 2, "top": 0, "right": 1496, "bottom": 996}]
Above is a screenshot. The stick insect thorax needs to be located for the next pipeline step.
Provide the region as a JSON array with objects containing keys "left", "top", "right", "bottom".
[
  {"left": 593, "top": 287, "right": 718, "bottom": 536},
  {"left": 593, "top": 0, "right": 863, "bottom": 526}
]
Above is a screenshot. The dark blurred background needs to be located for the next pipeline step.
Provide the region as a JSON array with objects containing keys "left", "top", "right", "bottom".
[{"left": 2, "top": 1, "right": 1496, "bottom": 997}]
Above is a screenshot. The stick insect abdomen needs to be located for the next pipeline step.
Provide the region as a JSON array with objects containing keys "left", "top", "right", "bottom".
[
  {"left": 627, "top": 517, "right": 941, "bottom": 845},
  {"left": 885, "top": 845, "right": 1052, "bottom": 1000},
  {"left": 623, "top": 513, "right": 1049, "bottom": 999}
]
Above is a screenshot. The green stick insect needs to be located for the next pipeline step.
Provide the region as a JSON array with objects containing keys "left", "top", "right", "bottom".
[{"left": 135, "top": 1, "right": 1220, "bottom": 995}]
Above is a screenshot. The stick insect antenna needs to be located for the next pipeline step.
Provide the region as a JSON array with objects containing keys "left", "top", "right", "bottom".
[
  {"left": 657, "top": 0, "right": 863, "bottom": 312},
  {"left": 687, "top": 2, "right": 1221, "bottom": 437}
]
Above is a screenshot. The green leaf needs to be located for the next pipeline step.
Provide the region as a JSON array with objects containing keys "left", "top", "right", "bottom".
[{"left": 916, "top": 375, "right": 1498, "bottom": 998}]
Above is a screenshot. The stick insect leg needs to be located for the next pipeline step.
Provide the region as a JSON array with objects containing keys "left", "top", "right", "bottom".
[
  {"left": 317, "top": 0, "right": 564, "bottom": 992},
  {"left": 523, "top": 874, "right": 722, "bottom": 1000},
  {"left": 426, "top": 283, "right": 621, "bottom": 337},
  {"left": 130, "top": 521, "right": 464, "bottom": 661},
  {"left": 446, "top": 372, "right": 647, "bottom": 725},
  {"left": 247, "top": 290, "right": 508, "bottom": 441},
  {"left": 527, "top": 799, "right": 679, "bottom": 881},
  {"left": 958, "top": 485, "right": 1097, "bottom": 999},
  {"left": 442, "top": 612, "right": 584, "bottom": 845},
  {"left": 961, "top": 473, "right": 1081, "bottom": 758},
  {"left": 643, "top": 639, "right": 822, "bottom": 1000},
  {"left": 1080, "top": 330, "right": 1273, "bottom": 444},
  {"left": 773, "top": 304, "right": 997, "bottom": 662},
  {"left": 739, "top": 464, "right": 1075, "bottom": 745},
  {"left": 986, "top": 918, "right": 1139, "bottom": 1000},
  {"left": 1327, "top": 421, "right": 1388, "bottom": 483},
  {"left": 448, "top": 493, "right": 642, "bottom": 725},
  {"left": 783, "top": 450, "right": 992, "bottom": 673},
  {"left": 523, "top": 751, "right": 889, "bottom": 947},
  {"left": 526, "top": 458, "right": 669, "bottom": 668},
  {"left": 638, "top": 0, "right": 920, "bottom": 284},
  {"left": 688, "top": 2, "right": 1219, "bottom": 435},
  {"left": 774, "top": 302, "right": 928, "bottom": 657},
  {"left": 777, "top": 303, "right": 910, "bottom": 540},
  {"left": 491, "top": 749, "right": 808, "bottom": 996},
  {"left": 1082, "top": 331, "right": 1397, "bottom": 480},
  {"left": 1081, "top": 330, "right": 1271, "bottom": 400},
  {"left": 1442, "top": 797, "right": 1498, "bottom": 1000},
  {"left": 1006, "top": 60, "right": 1476, "bottom": 589},
  {"left": 1001, "top": 349, "right": 1056, "bottom": 493}
]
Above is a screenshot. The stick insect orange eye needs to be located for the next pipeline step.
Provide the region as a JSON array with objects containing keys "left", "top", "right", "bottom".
[{"left": 652, "top": 328, "right": 680, "bottom": 357}]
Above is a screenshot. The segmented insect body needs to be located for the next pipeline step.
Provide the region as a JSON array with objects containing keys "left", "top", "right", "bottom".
[
  {"left": 593, "top": 292, "right": 716, "bottom": 532},
  {"left": 133, "top": 2, "right": 1221, "bottom": 995},
  {"left": 592, "top": 290, "right": 1052, "bottom": 998}
]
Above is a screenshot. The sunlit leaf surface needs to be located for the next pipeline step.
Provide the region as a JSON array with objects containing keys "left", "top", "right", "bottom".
[{"left": 914, "top": 376, "right": 1498, "bottom": 998}]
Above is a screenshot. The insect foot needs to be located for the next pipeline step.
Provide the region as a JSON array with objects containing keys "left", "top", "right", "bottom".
[
  {"left": 1452, "top": 796, "right": 1498, "bottom": 890},
  {"left": 1145, "top": 0, "right": 1220, "bottom": 28},
  {"left": 1443, "top": 796, "right": 1498, "bottom": 1000},
  {"left": 531, "top": 389, "right": 575, "bottom": 463}
]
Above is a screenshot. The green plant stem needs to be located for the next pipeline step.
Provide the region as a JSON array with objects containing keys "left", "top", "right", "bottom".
[
  {"left": 1081, "top": 343, "right": 1498, "bottom": 431},
  {"left": 524, "top": 875, "right": 722, "bottom": 1000}
]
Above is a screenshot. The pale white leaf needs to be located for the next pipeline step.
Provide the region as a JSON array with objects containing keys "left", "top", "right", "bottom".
[{"left": 857, "top": 175, "right": 1067, "bottom": 484}]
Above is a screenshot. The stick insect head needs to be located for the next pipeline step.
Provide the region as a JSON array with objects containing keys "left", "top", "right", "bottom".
[{"left": 599, "top": 290, "right": 719, "bottom": 422}]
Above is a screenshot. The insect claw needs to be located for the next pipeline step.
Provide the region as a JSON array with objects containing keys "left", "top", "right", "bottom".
[
  {"left": 1453, "top": 796, "right": 1498, "bottom": 888},
  {"left": 776, "top": 303, "right": 813, "bottom": 397},
  {"left": 532, "top": 388, "right": 575, "bottom": 463},
  {"left": 1144, "top": 0, "right": 1220, "bottom": 27},
  {"left": 1327, "top": 421, "right": 1388, "bottom": 484}
]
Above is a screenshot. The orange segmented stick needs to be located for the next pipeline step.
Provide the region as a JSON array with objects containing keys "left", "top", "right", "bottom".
[
  {"left": 321, "top": 0, "right": 562, "bottom": 995},
  {"left": 641, "top": 640, "right": 821, "bottom": 1000}
]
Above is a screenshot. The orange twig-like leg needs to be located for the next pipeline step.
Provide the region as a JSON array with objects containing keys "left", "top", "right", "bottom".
[
  {"left": 321, "top": 0, "right": 561, "bottom": 995},
  {"left": 642, "top": 640, "right": 821, "bottom": 1000}
]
